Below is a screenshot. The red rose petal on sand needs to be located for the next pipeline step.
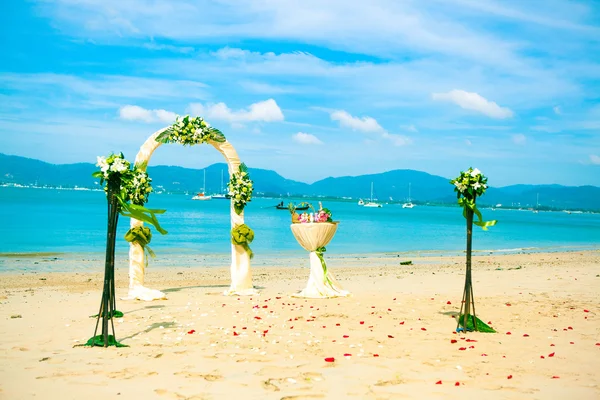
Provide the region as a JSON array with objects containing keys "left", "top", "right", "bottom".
[
  {"left": 466, "top": 339, "right": 477, "bottom": 342},
  {"left": 583, "top": 309, "right": 589, "bottom": 312},
  {"left": 481, "top": 353, "right": 488, "bottom": 356},
  {"left": 548, "top": 352, "right": 555, "bottom": 357},
  {"left": 399, "top": 321, "right": 405, "bottom": 325},
  {"left": 506, "top": 303, "right": 511, "bottom": 306},
  {"left": 421, "top": 328, "right": 427, "bottom": 331},
  {"left": 187, "top": 330, "right": 195, "bottom": 334},
  {"left": 388, "top": 335, "right": 394, "bottom": 338},
  {"left": 447, "top": 301, "right": 452, "bottom": 305},
  {"left": 540, "top": 356, "right": 545, "bottom": 359},
  {"left": 596, "top": 343, "right": 600, "bottom": 346},
  {"left": 388, "top": 308, "right": 392, "bottom": 311},
  {"left": 455, "top": 382, "right": 460, "bottom": 386},
  {"left": 324, "top": 357, "right": 335, "bottom": 362},
  {"left": 254, "top": 316, "right": 261, "bottom": 320},
  {"left": 436, "top": 380, "right": 442, "bottom": 385},
  {"left": 506, "top": 332, "right": 512, "bottom": 335},
  {"left": 373, "top": 354, "right": 379, "bottom": 357},
  {"left": 459, "top": 347, "right": 467, "bottom": 351},
  {"left": 343, "top": 335, "right": 349, "bottom": 338},
  {"left": 570, "top": 342, "right": 574, "bottom": 344},
  {"left": 507, "top": 375, "right": 513, "bottom": 379},
  {"left": 468, "top": 346, "right": 475, "bottom": 349},
  {"left": 523, "top": 334, "right": 529, "bottom": 337},
  {"left": 233, "top": 332, "right": 239, "bottom": 336},
  {"left": 451, "top": 339, "right": 458, "bottom": 344},
  {"left": 552, "top": 376, "right": 560, "bottom": 379},
  {"left": 360, "top": 321, "right": 364, "bottom": 325},
  {"left": 344, "top": 353, "right": 352, "bottom": 357},
  {"left": 336, "top": 323, "right": 341, "bottom": 326}
]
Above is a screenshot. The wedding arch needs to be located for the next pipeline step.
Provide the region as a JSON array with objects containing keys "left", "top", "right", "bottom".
[{"left": 125, "top": 116, "right": 257, "bottom": 301}]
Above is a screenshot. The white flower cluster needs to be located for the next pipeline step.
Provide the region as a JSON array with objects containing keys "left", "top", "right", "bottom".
[
  {"left": 94, "top": 153, "right": 153, "bottom": 206},
  {"left": 450, "top": 167, "right": 489, "bottom": 199},
  {"left": 157, "top": 115, "right": 225, "bottom": 145},
  {"left": 228, "top": 164, "right": 253, "bottom": 215}
]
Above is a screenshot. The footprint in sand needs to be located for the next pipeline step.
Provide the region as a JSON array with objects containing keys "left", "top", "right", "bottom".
[{"left": 173, "top": 371, "right": 222, "bottom": 381}]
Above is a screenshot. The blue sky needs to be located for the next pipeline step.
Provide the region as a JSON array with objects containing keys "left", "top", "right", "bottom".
[{"left": 1, "top": 0, "right": 599, "bottom": 186}]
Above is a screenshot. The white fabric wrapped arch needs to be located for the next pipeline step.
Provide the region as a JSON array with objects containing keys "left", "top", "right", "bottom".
[
  {"left": 290, "top": 222, "right": 350, "bottom": 298},
  {"left": 123, "top": 127, "right": 257, "bottom": 301}
]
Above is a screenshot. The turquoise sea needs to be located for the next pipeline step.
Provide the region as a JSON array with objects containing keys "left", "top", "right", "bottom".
[{"left": 1, "top": 187, "right": 599, "bottom": 259}]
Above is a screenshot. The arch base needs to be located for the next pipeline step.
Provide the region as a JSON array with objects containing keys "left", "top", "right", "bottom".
[{"left": 122, "top": 285, "right": 167, "bottom": 301}]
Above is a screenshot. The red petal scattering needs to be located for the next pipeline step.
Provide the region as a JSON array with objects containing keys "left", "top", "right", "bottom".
[
  {"left": 596, "top": 343, "right": 600, "bottom": 346},
  {"left": 506, "top": 303, "right": 511, "bottom": 306},
  {"left": 570, "top": 342, "right": 574, "bottom": 344},
  {"left": 388, "top": 308, "right": 392, "bottom": 311},
  {"left": 506, "top": 332, "right": 512, "bottom": 335},
  {"left": 552, "top": 376, "right": 560, "bottom": 379},
  {"left": 523, "top": 334, "right": 529, "bottom": 337},
  {"left": 336, "top": 323, "right": 341, "bottom": 326},
  {"left": 455, "top": 382, "right": 460, "bottom": 386},
  {"left": 388, "top": 335, "right": 394, "bottom": 338},
  {"left": 254, "top": 316, "right": 262, "bottom": 320},
  {"left": 451, "top": 339, "right": 458, "bottom": 344},
  {"left": 507, "top": 375, "right": 513, "bottom": 379},
  {"left": 399, "top": 321, "right": 405, "bottom": 325},
  {"left": 187, "top": 330, "right": 195, "bottom": 334},
  {"left": 344, "top": 353, "right": 352, "bottom": 357},
  {"left": 421, "top": 328, "right": 427, "bottom": 331},
  {"left": 568, "top": 326, "right": 573, "bottom": 330},
  {"left": 548, "top": 352, "right": 555, "bottom": 357},
  {"left": 540, "top": 356, "right": 545, "bottom": 359},
  {"left": 481, "top": 354, "right": 488, "bottom": 356},
  {"left": 459, "top": 347, "right": 467, "bottom": 351},
  {"left": 436, "top": 380, "right": 442, "bottom": 385},
  {"left": 343, "top": 335, "right": 349, "bottom": 338},
  {"left": 466, "top": 339, "right": 477, "bottom": 342},
  {"left": 373, "top": 354, "right": 379, "bottom": 357},
  {"left": 360, "top": 321, "right": 364, "bottom": 325},
  {"left": 233, "top": 332, "right": 239, "bottom": 336},
  {"left": 583, "top": 309, "right": 589, "bottom": 312},
  {"left": 447, "top": 301, "right": 452, "bottom": 305},
  {"left": 325, "top": 357, "right": 335, "bottom": 362}
]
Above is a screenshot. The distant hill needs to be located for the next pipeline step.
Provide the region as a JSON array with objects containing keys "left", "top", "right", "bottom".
[{"left": 1, "top": 153, "right": 599, "bottom": 211}]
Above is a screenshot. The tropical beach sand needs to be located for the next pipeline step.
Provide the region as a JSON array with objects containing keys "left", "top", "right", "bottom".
[{"left": 1, "top": 251, "right": 599, "bottom": 399}]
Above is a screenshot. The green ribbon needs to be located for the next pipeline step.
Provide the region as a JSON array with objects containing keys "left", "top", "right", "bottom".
[
  {"left": 458, "top": 197, "right": 497, "bottom": 230},
  {"left": 125, "top": 226, "right": 156, "bottom": 266},
  {"left": 231, "top": 224, "right": 254, "bottom": 259},
  {"left": 315, "top": 246, "right": 334, "bottom": 286}
]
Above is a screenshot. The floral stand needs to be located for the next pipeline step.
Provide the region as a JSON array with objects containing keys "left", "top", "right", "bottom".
[{"left": 290, "top": 222, "right": 350, "bottom": 298}]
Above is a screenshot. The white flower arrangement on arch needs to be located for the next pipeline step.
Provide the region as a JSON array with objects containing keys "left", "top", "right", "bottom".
[
  {"left": 228, "top": 163, "right": 253, "bottom": 215},
  {"left": 156, "top": 115, "right": 225, "bottom": 145},
  {"left": 450, "top": 167, "right": 496, "bottom": 230},
  {"left": 95, "top": 153, "right": 153, "bottom": 206}
]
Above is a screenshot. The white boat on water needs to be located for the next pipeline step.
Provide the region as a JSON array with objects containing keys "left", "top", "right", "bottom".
[
  {"left": 192, "top": 169, "right": 212, "bottom": 201},
  {"left": 357, "top": 199, "right": 365, "bottom": 206},
  {"left": 363, "top": 182, "right": 383, "bottom": 208},
  {"left": 402, "top": 182, "right": 415, "bottom": 209},
  {"left": 211, "top": 170, "right": 229, "bottom": 199}
]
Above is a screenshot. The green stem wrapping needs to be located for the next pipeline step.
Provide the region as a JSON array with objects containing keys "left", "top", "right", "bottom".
[
  {"left": 231, "top": 224, "right": 254, "bottom": 259},
  {"left": 315, "top": 246, "right": 334, "bottom": 287}
]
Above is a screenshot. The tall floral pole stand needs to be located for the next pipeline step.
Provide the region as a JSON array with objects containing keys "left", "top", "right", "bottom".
[
  {"left": 124, "top": 116, "right": 257, "bottom": 300},
  {"left": 451, "top": 168, "right": 497, "bottom": 333},
  {"left": 84, "top": 154, "right": 166, "bottom": 347}
]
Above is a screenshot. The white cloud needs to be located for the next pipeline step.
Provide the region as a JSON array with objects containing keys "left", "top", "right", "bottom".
[
  {"left": 432, "top": 89, "right": 514, "bottom": 119},
  {"left": 512, "top": 133, "right": 527, "bottom": 145},
  {"left": 330, "top": 110, "right": 383, "bottom": 132},
  {"left": 553, "top": 105, "right": 562, "bottom": 115},
  {"left": 590, "top": 155, "right": 600, "bottom": 165},
  {"left": 406, "top": 124, "right": 418, "bottom": 133},
  {"left": 119, "top": 105, "right": 177, "bottom": 123},
  {"left": 189, "top": 99, "right": 284, "bottom": 123},
  {"left": 465, "top": 139, "right": 472, "bottom": 146},
  {"left": 382, "top": 132, "right": 412, "bottom": 146},
  {"left": 293, "top": 132, "right": 323, "bottom": 145}
]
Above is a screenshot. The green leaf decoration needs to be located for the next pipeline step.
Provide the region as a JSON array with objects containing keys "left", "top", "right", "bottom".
[
  {"left": 457, "top": 314, "right": 496, "bottom": 333},
  {"left": 117, "top": 198, "right": 168, "bottom": 235},
  {"left": 155, "top": 128, "right": 174, "bottom": 144},
  {"left": 208, "top": 127, "right": 226, "bottom": 142},
  {"left": 89, "top": 310, "right": 124, "bottom": 319},
  {"left": 81, "top": 335, "right": 128, "bottom": 347}
]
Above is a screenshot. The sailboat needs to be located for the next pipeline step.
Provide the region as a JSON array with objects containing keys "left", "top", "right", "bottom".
[
  {"left": 402, "top": 183, "right": 415, "bottom": 209},
  {"left": 363, "top": 182, "right": 383, "bottom": 208},
  {"left": 212, "top": 169, "right": 229, "bottom": 199},
  {"left": 192, "top": 169, "right": 212, "bottom": 200}
]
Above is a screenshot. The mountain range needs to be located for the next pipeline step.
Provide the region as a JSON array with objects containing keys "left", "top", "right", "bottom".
[{"left": 1, "top": 153, "right": 599, "bottom": 211}]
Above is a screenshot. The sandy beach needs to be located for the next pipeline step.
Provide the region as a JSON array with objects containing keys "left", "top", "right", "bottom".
[{"left": 1, "top": 250, "right": 599, "bottom": 399}]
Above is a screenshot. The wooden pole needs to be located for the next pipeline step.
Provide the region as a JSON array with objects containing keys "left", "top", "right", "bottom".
[{"left": 458, "top": 196, "right": 478, "bottom": 332}]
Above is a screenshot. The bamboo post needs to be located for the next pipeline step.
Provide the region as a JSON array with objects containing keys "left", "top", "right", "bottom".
[
  {"left": 458, "top": 196, "right": 479, "bottom": 332},
  {"left": 90, "top": 175, "right": 120, "bottom": 347}
]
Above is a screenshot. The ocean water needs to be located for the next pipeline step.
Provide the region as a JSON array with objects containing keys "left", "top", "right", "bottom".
[{"left": 1, "top": 187, "right": 599, "bottom": 259}]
